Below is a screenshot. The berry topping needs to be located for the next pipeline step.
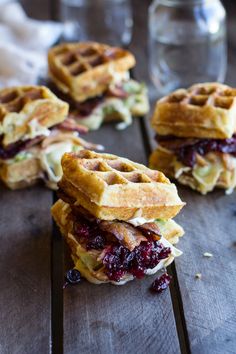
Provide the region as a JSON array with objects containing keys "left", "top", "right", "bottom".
[
  {"left": 71, "top": 210, "right": 172, "bottom": 283},
  {"left": 73, "top": 217, "right": 106, "bottom": 250},
  {"left": 156, "top": 134, "right": 236, "bottom": 167},
  {"left": 103, "top": 241, "right": 171, "bottom": 282},
  {"left": 0, "top": 136, "right": 43, "bottom": 160},
  {"left": 151, "top": 273, "right": 171, "bottom": 293},
  {"left": 87, "top": 234, "right": 106, "bottom": 250},
  {"left": 66, "top": 269, "right": 81, "bottom": 284}
]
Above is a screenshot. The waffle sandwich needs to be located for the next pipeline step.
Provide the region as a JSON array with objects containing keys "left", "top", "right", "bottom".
[
  {"left": 150, "top": 83, "right": 236, "bottom": 194},
  {"left": 48, "top": 42, "right": 149, "bottom": 130},
  {"left": 51, "top": 150, "right": 185, "bottom": 285},
  {"left": 0, "top": 85, "right": 103, "bottom": 189}
]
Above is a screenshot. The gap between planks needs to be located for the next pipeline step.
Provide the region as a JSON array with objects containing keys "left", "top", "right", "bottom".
[
  {"left": 138, "top": 116, "right": 191, "bottom": 354},
  {"left": 51, "top": 192, "right": 64, "bottom": 354}
]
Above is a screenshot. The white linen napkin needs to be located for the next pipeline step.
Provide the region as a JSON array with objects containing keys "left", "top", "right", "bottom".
[{"left": 0, "top": 1, "right": 63, "bottom": 87}]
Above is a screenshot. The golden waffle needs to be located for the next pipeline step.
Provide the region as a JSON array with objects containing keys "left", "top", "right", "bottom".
[
  {"left": 0, "top": 86, "right": 69, "bottom": 147},
  {"left": 0, "top": 156, "right": 42, "bottom": 189},
  {"left": 48, "top": 42, "right": 135, "bottom": 103},
  {"left": 152, "top": 83, "right": 236, "bottom": 139},
  {"left": 59, "top": 150, "right": 185, "bottom": 220},
  {"left": 0, "top": 132, "right": 103, "bottom": 190}
]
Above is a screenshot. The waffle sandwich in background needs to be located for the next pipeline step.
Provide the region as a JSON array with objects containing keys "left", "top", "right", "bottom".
[
  {"left": 51, "top": 150, "right": 185, "bottom": 285},
  {"left": 150, "top": 83, "right": 236, "bottom": 195},
  {"left": 0, "top": 85, "right": 103, "bottom": 190},
  {"left": 48, "top": 42, "right": 149, "bottom": 130}
]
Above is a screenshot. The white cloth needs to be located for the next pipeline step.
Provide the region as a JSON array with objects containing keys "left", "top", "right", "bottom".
[{"left": 0, "top": 1, "right": 63, "bottom": 87}]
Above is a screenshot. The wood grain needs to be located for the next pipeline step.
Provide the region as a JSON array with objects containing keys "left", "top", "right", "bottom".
[
  {"left": 1, "top": 1, "right": 235, "bottom": 353},
  {"left": 0, "top": 186, "right": 52, "bottom": 354},
  {"left": 175, "top": 188, "right": 236, "bottom": 354},
  {"left": 0, "top": 2, "right": 52, "bottom": 354},
  {"left": 131, "top": 1, "right": 236, "bottom": 353},
  {"left": 174, "top": 11, "right": 236, "bottom": 353}
]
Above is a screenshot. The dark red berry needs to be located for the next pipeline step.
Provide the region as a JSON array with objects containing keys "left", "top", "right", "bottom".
[
  {"left": 71, "top": 212, "right": 172, "bottom": 283},
  {"left": 102, "top": 241, "right": 171, "bottom": 282},
  {"left": 151, "top": 273, "right": 171, "bottom": 293},
  {"left": 73, "top": 217, "right": 107, "bottom": 250},
  {"left": 0, "top": 136, "right": 43, "bottom": 160},
  {"left": 74, "top": 221, "right": 90, "bottom": 239},
  {"left": 177, "top": 135, "right": 236, "bottom": 167},
  {"left": 156, "top": 134, "right": 236, "bottom": 167},
  {"left": 87, "top": 234, "right": 105, "bottom": 250},
  {"left": 66, "top": 269, "right": 81, "bottom": 284}
]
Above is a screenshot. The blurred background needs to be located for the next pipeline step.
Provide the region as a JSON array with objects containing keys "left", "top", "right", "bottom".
[{"left": 0, "top": 0, "right": 235, "bottom": 98}]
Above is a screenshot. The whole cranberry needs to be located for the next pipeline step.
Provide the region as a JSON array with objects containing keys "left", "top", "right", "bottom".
[
  {"left": 65, "top": 269, "right": 81, "bottom": 284},
  {"left": 151, "top": 273, "right": 171, "bottom": 293}
]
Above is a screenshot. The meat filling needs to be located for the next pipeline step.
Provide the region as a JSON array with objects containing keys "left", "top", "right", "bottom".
[{"left": 99, "top": 220, "right": 147, "bottom": 251}]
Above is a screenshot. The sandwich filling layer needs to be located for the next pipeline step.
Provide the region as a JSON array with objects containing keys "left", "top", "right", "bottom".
[
  {"left": 54, "top": 78, "right": 149, "bottom": 130},
  {"left": 52, "top": 200, "right": 182, "bottom": 285},
  {"left": 150, "top": 135, "right": 236, "bottom": 194},
  {"left": 156, "top": 134, "right": 236, "bottom": 168},
  {"left": 0, "top": 123, "right": 103, "bottom": 189}
]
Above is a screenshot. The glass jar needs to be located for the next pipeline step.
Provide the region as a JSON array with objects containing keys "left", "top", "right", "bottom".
[
  {"left": 148, "top": 0, "right": 227, "bottom": 95},
  {"left": 60, "top": 0, "right": 133, "bottom": 46}
]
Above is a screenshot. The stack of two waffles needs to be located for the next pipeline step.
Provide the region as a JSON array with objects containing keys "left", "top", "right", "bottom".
[
  {"left": 150, "top": 83, "right": 236, "bottom": 194},
  {"left": 52, "top": 150, "right": 185, "bottom": 285},
  {"left": 0, "top": 86, "right": 101, "bottom": 189},
  {"left": 48, "top": 42, "right": 149, "bottom": 130}
]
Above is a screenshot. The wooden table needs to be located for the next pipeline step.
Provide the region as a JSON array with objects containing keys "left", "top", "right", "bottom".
[{"left": 1, "top": 1, "right": 236, "bottom": 353}]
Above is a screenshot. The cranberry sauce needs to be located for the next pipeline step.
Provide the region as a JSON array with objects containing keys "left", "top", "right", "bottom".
[
  {"left": 151, "top": 273, "right": 172, "bottom": 293},
  {"left": 73, "top": 215, "right": 106, "bottom": 251},
  {"left": 72, "top": 211, "right": 171, "bottom": 282},
  {"left": 156, "top": 134, "right": 236, "bottom": 167},
  {"left": 103, "top": 241, "right": 171, "bottom": 282},
  {"left": 0, "top": 136, "right": 43, "bottom": 160}
]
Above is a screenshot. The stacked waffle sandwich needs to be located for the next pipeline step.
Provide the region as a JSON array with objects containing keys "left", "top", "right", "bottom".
[
  {"left": 51, "top": 150, "right": 185, "bottom": 285},
  {"left": 0, "top": 85, "right": 102, "bottom": 189},
  {"left": 150, "top": 83, "right": 236, "bottom": 194},
  {"left": 48, "top": 42, "right": 149, "bottom": 130}
]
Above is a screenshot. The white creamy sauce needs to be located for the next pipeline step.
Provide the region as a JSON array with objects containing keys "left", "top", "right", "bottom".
[
  {"left": 127, "top": 216, "right": 155, "bottom": 227},
  {"left": 26, "top": 119, "right": 50, "bottom": 139},
  {"left": 40, "top": 141, "right": 78, "bottom": 186}
]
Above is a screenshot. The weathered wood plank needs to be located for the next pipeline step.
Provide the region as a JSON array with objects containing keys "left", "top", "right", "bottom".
[
  {"left": 0, "top": 186, "right": 52, "bottom": 354},
  {"left": 174, "top": 10, "right": 236, "bottom": 352},
  {"left": 130, "top": 0, "right": 236, "bottom": 353},
  {"left": 175, "top": 188, "right": 236, "bottom": 354},
  {"left": 0, "top": 2, "right": 53, "bottom": 354}
]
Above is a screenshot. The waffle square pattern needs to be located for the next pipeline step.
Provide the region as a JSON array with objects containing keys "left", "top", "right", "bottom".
[
  {"left": 59, "top": 150, "right": 185, "bottom": 220},
  {"left": 152, "top": 83, "right": 236, "bottom": 139},
  {"left": 48, "top": 42, "right": 135, "bottom": 103},
  {"left": 0, "top": 85, "right": 68, "bottom": 147}
]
